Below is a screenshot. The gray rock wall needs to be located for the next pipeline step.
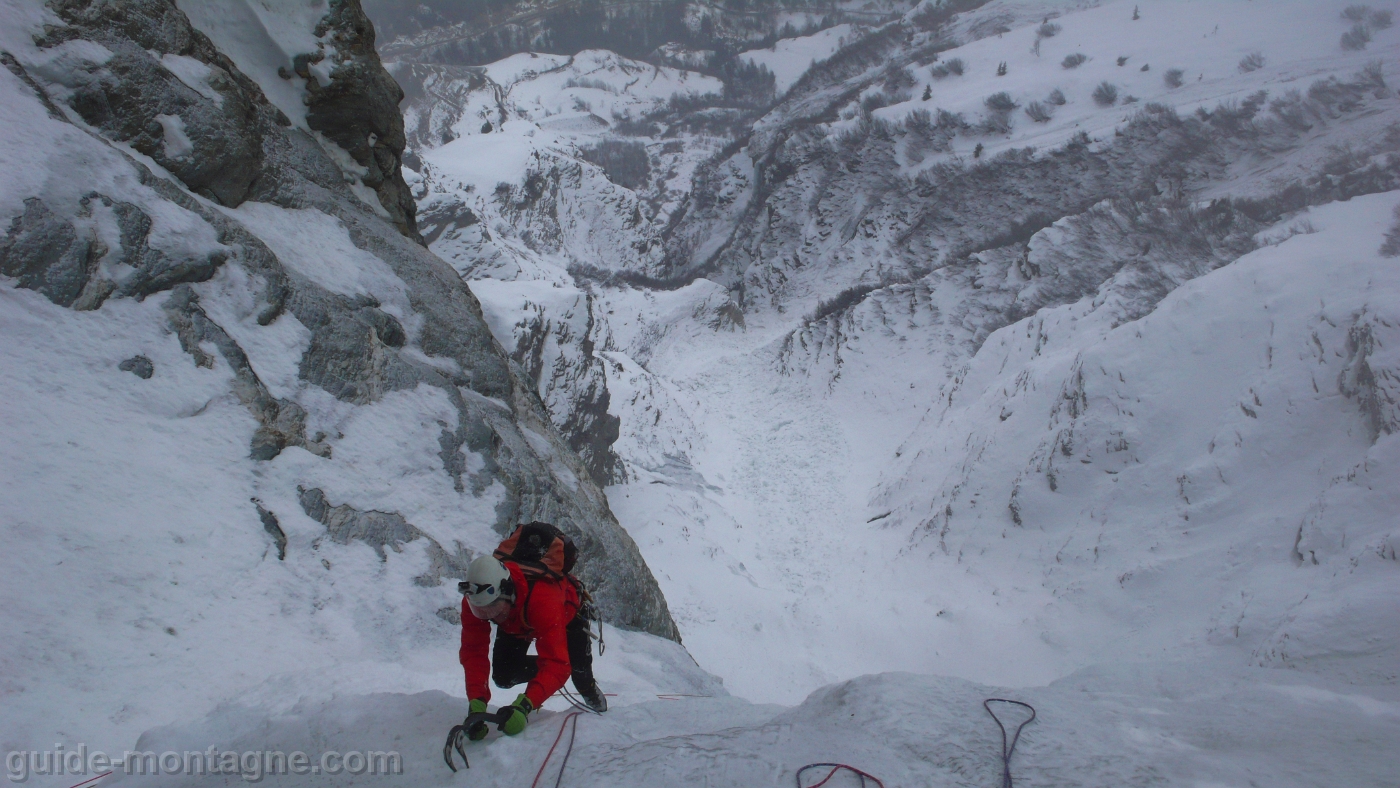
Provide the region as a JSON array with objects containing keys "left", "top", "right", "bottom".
[{"left": 3, "top": 0, "right": 677, "bottom": 640}]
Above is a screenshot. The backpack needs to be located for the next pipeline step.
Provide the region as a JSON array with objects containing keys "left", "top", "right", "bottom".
[
  {"left": 494, "top": 521, "right": 578, "bottom": 580},
  {"left": 492, "top": 521, "right": 602, "bottom": 650}
]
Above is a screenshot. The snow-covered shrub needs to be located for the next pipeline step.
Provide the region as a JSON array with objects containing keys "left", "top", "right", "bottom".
[
  {"left": 1037, "top": 22, "right": 1062, "bottom": 38},
  {"left": 1117, "top": 56, "right": 1129, "bottom": 66},
  {"left": 910, "top": 0, "right": 968, "bottom": 31},
  {"left": 904, "top": 108, "right": 934, "bottom": 136},
  {"left": 808, "top": 283, "right": 881, "bottom": 323},
  {"left": 936, "top": 108, "right": 968, "bottom": 129},
  {"left": 1360, "top": 61, "right": 1386, "bottom": 90},
  {"left": 996, "top": 61, "right": 1008, "bottom": 76},
  {"left": 611, "top": 112, "right": 661, "bottom": 137},
  {"left": 870, "top": 115, "right": 899, "bottom": 141},
  {"left": 1025, "top": 101, "right": 1053, "bottom": 122},
  {"left": 977, "top": 112, "right": 1012, "bottom": 135},
  {"left": 882, "top": 64, "right": 917, "bottom": 94},
  {"left": 1197, "top": 90, "right": 1267, "bottom": 134},
  {"left": 1062, "top": 53, "right": 1087, "bottom": 69},
  {"left": 1269, "top": 90, "right": 1313, "bottom": 131},
  {"left": 833, "top": 118, "right": 870, "bottom": 151},
  {"left": 861, "top": 92, "right": 891, "bottom": 115},
  {"left": 1238, "top": 52, "right": 1266, "bottom": 72},
  {"left": 720, "top": 59, "right": 777, "bottom": 106},
  {"left": 1122, "top": 95, "right": 1138, "bottom": 104},
  {"left": 985, "top": 91, "right": 1018, "bottom": 112},
  {"left": 1163, "top": 68, "right": 1184, "bottom": 89},
  {"left": 1342, "top": 5, "right": 1373, "bottom": 22},
  {"left": 580, "top": 140, "right": 651, "bottom": 190},
  {"left": 1309, "top": 76, "right": 1367, "bottom": 115},
  {"left": 1092, "top": 81, "right": 1118, "bottom": 106},
  {"left": 1048, "top": 88, "right": 1067, "bottom": 105},
  {"left": 930, "top": 57, "right": 966, "bottom": 80},
  {"left": 1371, "top": 9, "right": 1393, "bottom": 29},
  {"left": 1341, "top": 23, "right": 1373, "bottom": 50},
  {"left": 564, "top": 77, "right": 617, "bottom": 93},
  {"left": 1379, "top": 204, "right": 1400, "bottom": 257}
]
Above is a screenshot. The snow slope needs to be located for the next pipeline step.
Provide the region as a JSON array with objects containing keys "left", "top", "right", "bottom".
[
  {"left": 565, "top": 1, "right": 1399, "bottom": 706},
  {"left": 740, "top": 24, "right": 856, "bottom": 94},
  {"left": 420, "top": 0, "right": 1400, "bottom": 708},
  {"left": 333, "top": 17, "right": 1400, "bottom": 783},
  {"left": 103, "top": 664, "right": 1400, "bottom": 788},
  {"left": 860, "top": 0, "right": 1400, "bottom": 166}
]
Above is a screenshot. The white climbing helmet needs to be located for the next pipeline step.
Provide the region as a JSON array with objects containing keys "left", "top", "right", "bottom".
[{"left": 463, "top": 555, "right": 515, "bottom": 609}]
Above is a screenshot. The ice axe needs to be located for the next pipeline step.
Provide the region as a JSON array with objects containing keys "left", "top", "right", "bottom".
[{"left": 443, "top": 708, "right": 515, "bottom": 772}]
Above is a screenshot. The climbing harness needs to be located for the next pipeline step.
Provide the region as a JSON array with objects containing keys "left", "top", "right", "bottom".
[
  {"left": 983, "top": 698, "right": 1036, "bottom": 788},
  {"left": 443, "top": 708, "right": 514, "bottom": 772},
  {"left": 529, "top": 712, "right": 582, "bottom": 788},
  {"left": 795, "top": 763, "right": 886, "bottom": 788}
]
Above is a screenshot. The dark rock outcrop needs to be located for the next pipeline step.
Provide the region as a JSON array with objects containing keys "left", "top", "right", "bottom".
[
  {"left": 119, "top": 354, "right": 154, "bottom": 379},
  {"left": 299, "top": 0, "right": 423, "bottom": 243},
  {"left": 0, "top": 198, "right": 102, "bottom": 307},
  {"left": 40, "top": 0, "right": 279, "bottom": 207},
  {"left": 254, "top": 500, "right": 288, "bottom": 560},
  {"left": 163, "top": 285, "right": 332, "bottom": 461}
]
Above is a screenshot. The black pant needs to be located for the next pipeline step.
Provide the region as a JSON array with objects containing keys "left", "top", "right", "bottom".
[{"left": 492, "top": 609, "right": 597, "bottom": 692}]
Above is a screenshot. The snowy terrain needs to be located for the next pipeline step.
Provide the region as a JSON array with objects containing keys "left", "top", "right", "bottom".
[
  {"left": 740, "top": 24, "right": 855, "bottom": 94},
  {"left": 4, "top": 0, "right": 1400, "bottom": 786},
  {"left": 404, "top": 0, "right": 1400, "bottom": 704}
]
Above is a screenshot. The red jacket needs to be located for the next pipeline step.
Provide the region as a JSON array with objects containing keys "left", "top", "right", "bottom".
[{"left": 459, "top": 561, "right": 579, "bottom": 708}]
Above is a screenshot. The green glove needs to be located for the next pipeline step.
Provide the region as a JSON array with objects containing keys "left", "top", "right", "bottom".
[
  {"left": 466, "top": 699, "right": 489, "bottom": 741},
  {"left": 500, "top": 693, "right": 533, "bottom": 736}
]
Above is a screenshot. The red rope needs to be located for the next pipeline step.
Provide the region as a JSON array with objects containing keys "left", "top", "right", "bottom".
[
  {"left": 529, "top": 712, "right": 581, "bottom": 788},
  {"left": 65, "top": 772, "right": 112, "bottom": 788}
]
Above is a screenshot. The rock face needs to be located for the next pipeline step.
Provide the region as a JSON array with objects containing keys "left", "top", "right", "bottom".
[
  {"left": 38, "top": 0, "right": 276, "bottom": 207},
  {"left": 300, "top": 0, "right": 422, "bottom": 243},
  {"left": 1, "top": 0, "right": 676, "bottom": 639}
]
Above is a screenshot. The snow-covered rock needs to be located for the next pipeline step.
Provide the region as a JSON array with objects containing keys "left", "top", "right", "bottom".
[{"left": 0, "top": 0, "right": 675, "bottom": 757}]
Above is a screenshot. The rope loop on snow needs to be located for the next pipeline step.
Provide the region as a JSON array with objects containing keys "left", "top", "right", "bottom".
[
  {"left": 529, "top": 711, "right": 582, "bottom": 788},
  {"left": 795, "top": 762, "right": 886, "bottom": 788},
  {"left": 983, "top": 698, "right": 1036, "bottom": 788},
  {"left": 558, "top": 686, "right": 605, "bottom": 715}
]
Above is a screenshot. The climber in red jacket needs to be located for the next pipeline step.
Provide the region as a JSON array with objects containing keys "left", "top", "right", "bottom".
[{"left": 457, "top": 522, "right": 605, "bottom": 740}]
